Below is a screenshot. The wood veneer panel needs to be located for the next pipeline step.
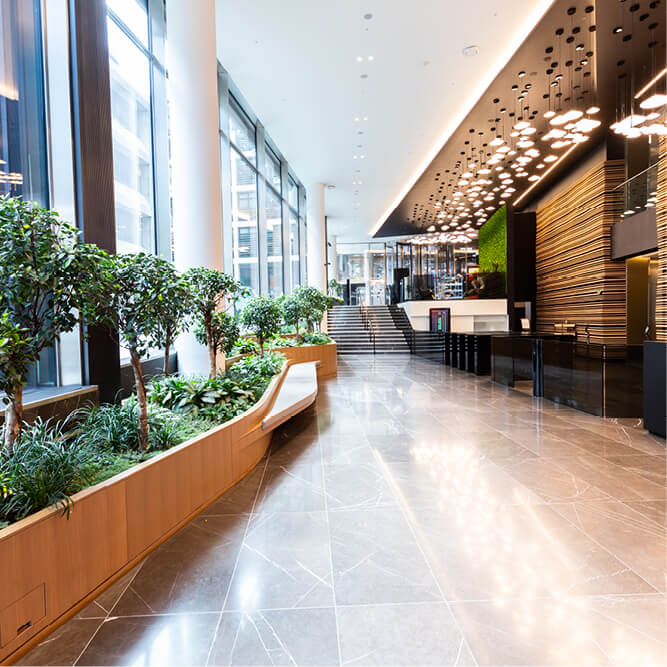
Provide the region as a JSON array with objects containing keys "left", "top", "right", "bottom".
[
  {"left": 656, "top": 137, "right": 667, "bottom": 342},
  {"left": 536, "top": 161, "right": 626, "bottom": 344}
]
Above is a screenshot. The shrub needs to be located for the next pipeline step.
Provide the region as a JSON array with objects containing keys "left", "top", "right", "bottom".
[
  {"left": 74, "top": 398, "right": 210, "bottom": 453},
  {"left": 225, "top": 351, "right": 285, "bottom": 397},
  {"left": 241, "top": 296, "right": 282, "bottom": 356},
  {"left": 0, "top": 418, "right": 95, "bottom": 522},
  {"left": 147, "top": 375, "right": 255, "bottom": 421},
  {"left": 268, "top": 335, "right": 298, "bottom": 349},
  {"left": 233, "top": 338, "right": 260, "bottom": 355},
  {"left": 302, "top": 331, "right": 331, "bottom": 346}
]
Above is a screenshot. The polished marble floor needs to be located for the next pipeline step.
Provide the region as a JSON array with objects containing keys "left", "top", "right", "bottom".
[{"left": 19, "top": 355, "right": 666, "bottom": 666}]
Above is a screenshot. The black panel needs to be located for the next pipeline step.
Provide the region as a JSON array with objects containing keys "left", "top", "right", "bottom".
[
  {"left": 643, "top": 341, "right": 666, "bottom": 438},
  {"left": 507, "top": 208, "right": 536, "bottom": 331},
  {"left": 611, "top": 207, "right": 658, "bottom": 260}
]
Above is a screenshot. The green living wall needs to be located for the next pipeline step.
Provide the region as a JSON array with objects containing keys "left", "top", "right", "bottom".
[{"left": 478, "top": 205, "right": 507, "bottom": 274}]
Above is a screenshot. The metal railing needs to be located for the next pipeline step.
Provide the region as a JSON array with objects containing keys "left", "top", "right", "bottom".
[{"left": 360, "top": 306, "right": 376, "bottom": 354}]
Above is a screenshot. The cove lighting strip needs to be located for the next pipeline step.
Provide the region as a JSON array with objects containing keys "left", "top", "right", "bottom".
[
  {"left": 369, "top": 0, "right": 555, "bottom": 237},
  {"left": 634, "top": 68, "right": 667, "bottom": 100},
  {"left": 513, "top": 144, "right": 578, "bottom": 207}
]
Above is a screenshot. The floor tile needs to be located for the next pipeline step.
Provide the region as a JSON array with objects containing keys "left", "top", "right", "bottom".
[
  {"left": 337, "top": 603, "right": 475, "bottom": 666},
  {"left": 255, "top": 463, "right": 325, "bottom": 513},
  {"left": 324, "top": 461, "right": 397, "bottom": 511},
  {"left": 552, "top": 500, "right": 667, "bottom": 591},
  {"left": 329, "top": 508, "right": 442, "bottom": 605},
  {"left": 208, "top": 608, "right": 339, "bottom": 666},
  {"left": 203, "top": 465, "right": 265, "bottom": 516},
  {"left": 76, "top": 613, "right": 219, "bottom": 666},
  {"left": 409, "top": 504, "right": 654, "bottom": 601},
  {"left": 112, "top": 514, "right": 247, "bottom": 615},
  {"left": 225, "top": 511, "right": 333, "bottom": 611},
  {"left": 450, "top": 594, "right": 666, "bottom": 666},
  {"left": 16, "top": 619, "right": 101, "bottom": 666}
]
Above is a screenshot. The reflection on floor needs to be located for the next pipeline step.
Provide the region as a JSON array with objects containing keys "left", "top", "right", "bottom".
[{"left": 18, "top": 355, "right": 666, "bottom": 666}]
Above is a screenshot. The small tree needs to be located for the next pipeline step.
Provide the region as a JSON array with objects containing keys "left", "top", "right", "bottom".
[
  {"left": 151, "top": 268, "right": 191, "bottom": 377},
  {"left": 194, "top": 312, "right": 240, "bottom": 362},
  {"left": 242, "top": 296, "right": 282, "bottom": 357},
  {"left": 89, "top": 253, "right": 178, "bottom": 451},
  {"left": 185, "top": 268, "right": 247, "bottom": 377},
  {"left": 280, "top": 291, "right": 307, "bottom": 342},
  {"left": 0, "top": 197, "right": 106, "bottom": 455},
  {"left": 296, "top": 286, "right": 330, "bottom": 332}
]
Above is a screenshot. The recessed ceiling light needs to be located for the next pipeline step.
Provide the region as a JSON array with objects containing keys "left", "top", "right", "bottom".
[
  {"left": 368, "top": 56, "right": 374, "bottom": 61},
  {"left": 462, "top": 45, "right": 480, "bottom": 57},
  {"left": 356, "top": 56, "right": 363, "bottom": 63},
  {"left": 363, "top": 13, "right": 373, "bottom": 20},
  {"left": 613, "top": 26, "right": 623, "bottom": 34}
]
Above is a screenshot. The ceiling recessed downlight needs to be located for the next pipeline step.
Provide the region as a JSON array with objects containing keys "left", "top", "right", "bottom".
[{"left": 462, "top": 45, "right": 480, "bottom": 57}]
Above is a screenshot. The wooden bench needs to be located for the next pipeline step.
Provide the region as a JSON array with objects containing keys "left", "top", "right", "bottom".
[{"left": 262, "top": 361, "right": 318, "bottom": 432}]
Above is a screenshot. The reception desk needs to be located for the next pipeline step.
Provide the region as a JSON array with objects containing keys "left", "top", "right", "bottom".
[{"left": 399, "top": 299, "right": 508, "bottom": 332}]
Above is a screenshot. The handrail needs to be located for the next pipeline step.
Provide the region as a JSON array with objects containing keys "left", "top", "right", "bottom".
[{"left": 368, "top": 316, "right": 376, "bottom": 354}]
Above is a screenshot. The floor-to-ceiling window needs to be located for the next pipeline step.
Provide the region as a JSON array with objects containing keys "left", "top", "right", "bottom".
[
  {"left": 219, "top": 73, "right": 307, "bottom": 296},
  {"left": 0, "top": 0, "right": 56, "bottom": 387},
  {"left": 264, "top": 146, "right": 283, "bottom": 297},
  {"left": 229, "top": 98, "right": 260, "bottom": 294},
  {"left": 288, "top": 177, "right": 300, "bottom": 289},
  {"left": 107, "top": 0, "right": 168, "bottom": 256}
]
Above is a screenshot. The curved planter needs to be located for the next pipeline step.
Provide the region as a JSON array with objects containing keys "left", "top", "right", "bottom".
[
  {"left": 0, "top": 364, "right": 290, "bottom": 664},
  {"left": 271, "top": 342, "right": 337, "bottom": 379},
  {"left": 225, "top": 342, "right": 337, "bottom": 380}
]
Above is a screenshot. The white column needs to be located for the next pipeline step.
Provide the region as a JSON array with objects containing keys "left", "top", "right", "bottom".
[
  {"left": 307, "top": 182, "right": 327, "bottom": 291},
  {"left": 166, "top": 0, "right": 222, "bottom": 375}
]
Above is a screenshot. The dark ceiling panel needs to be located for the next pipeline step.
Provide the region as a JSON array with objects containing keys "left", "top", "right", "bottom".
[{"left": 375, "top": 0, "right": 666, "bottom": 239}]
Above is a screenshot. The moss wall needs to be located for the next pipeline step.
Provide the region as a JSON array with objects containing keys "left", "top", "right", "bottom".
[{"left": 478, "top": 205, "right": 507, "bottom": 274}]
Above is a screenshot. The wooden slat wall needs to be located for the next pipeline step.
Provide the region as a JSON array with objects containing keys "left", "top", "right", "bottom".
[
  {"left": 536, "top": 161, "right": 626, "bottom": 344},
  {"left": 656, "top": 137, "right": 667, "bottom": 342}
]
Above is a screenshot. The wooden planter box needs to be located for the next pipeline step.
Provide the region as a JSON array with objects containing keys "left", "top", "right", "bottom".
[
  {"left": 226, "top": 342, "right": 337, "bottom": 380},
  {"left": 0, "top": 364, "right": 290, "bottom": 664},
  {"left": 272, "top": 342, "right": 337, "bottom": 379}
]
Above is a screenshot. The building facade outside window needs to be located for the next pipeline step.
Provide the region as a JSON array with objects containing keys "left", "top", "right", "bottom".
[{"left": 106, "top": 0, "right": 169, "bottom": 257}]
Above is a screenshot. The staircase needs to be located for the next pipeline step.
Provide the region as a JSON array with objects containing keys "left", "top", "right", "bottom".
[{"left": 327, "top": 305, "right": 411, "bottom": 354}]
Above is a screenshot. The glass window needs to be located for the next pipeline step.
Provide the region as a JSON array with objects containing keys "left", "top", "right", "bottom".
[
  {"left": 0, "top": 0, "right": 49, "bottom": 204},
  {"left": 289, "top": 208, "right": 300, "bottom": 289},
  {"left": 107, "top": 0, "right": 149, "bottom": 47},
  {"left": 265, "top": 145, "right": 281, "bottom": 192},
  {"left": 288, "top": 177, "right": 298, "bottom": 210},
  {"left": 107, "top": 14, "right": 156, "bottom": 253},
  {"left": 231, "top": 147, "right": 259, "bottom": 294},
  {"left": 0, "top": 0, "right": 56, "bottom": 388},
  {"left": 229, "top": 98, "right": 256, "bottom": 164},
  {"left": 265, "top": 185, "right": 283, "bottom": 297}
]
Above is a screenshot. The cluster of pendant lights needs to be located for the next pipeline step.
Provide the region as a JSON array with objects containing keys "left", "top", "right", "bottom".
[
  {"left": 424, "top": 95, "right": 603, "bottom": 238},
  {"left": 611, "top": 67, "right": 667, "bottom": 138},
  {"left": 418, "top": 0, "right": 665, "bottom": 241}
]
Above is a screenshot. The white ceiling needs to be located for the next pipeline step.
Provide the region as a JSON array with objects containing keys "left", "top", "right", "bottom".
[{"left": 215, "top": 0, "right": 554, "bottom": 242}]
